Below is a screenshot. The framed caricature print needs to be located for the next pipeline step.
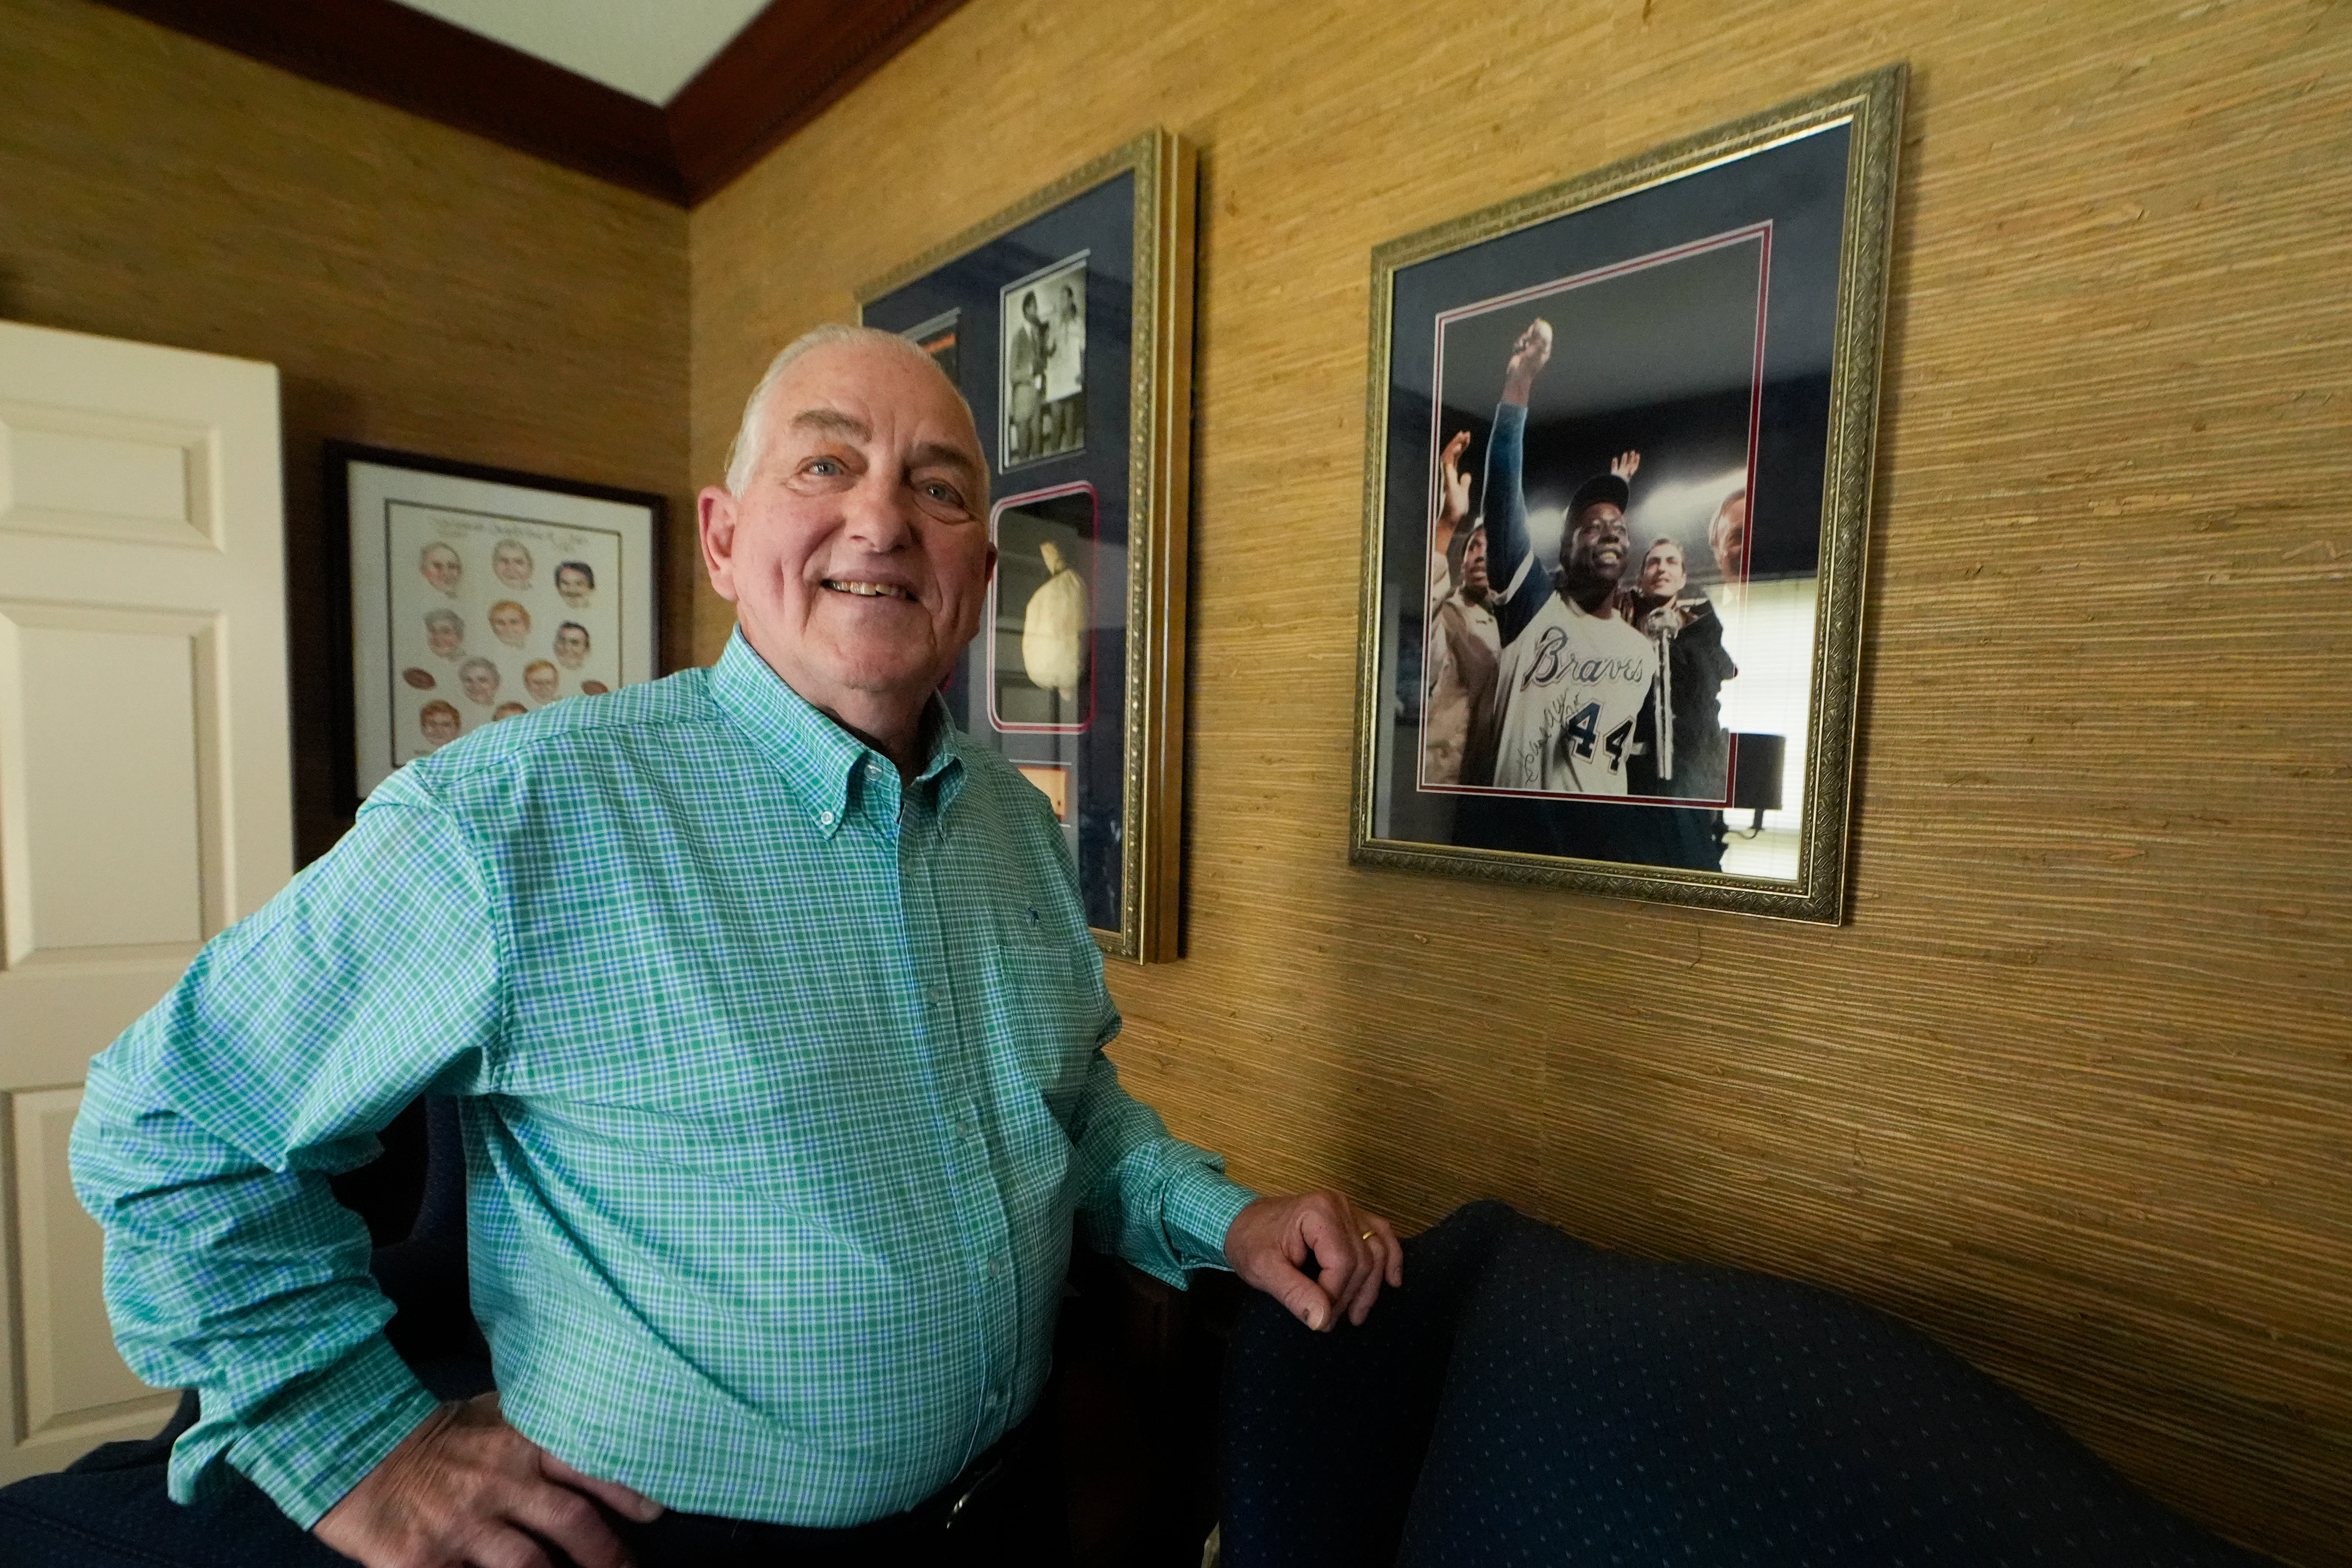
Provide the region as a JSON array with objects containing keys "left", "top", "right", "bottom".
[{"left": 327, "top": 442, "right": 668, "bottom": 807}]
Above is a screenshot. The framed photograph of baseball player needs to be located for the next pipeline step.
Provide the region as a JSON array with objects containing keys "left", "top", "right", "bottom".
[
  {"left": 327, "top": 442, "right": 668, "bottom": 807},
  {"left": 859, "top": 128, "right": 1196, "bottom": 962},
  {"left": 1350, "top": 65, "right": 1905, "bottom": 924}
]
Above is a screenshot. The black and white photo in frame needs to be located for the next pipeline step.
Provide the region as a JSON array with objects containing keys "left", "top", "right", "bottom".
[{"left": 1000, "top": 252, "right": 1088, "bottom": 469}]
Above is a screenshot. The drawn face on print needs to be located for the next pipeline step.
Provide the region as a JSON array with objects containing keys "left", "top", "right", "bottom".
[
  {"left": 459, "top": 658, "right": 500, "bottom": 706},
  {"left": 492, "top": 539, "right": 534, "bottom": 591},
  {"left": 553, "top": 622, "right": 591, "bottom": 670},
  {"left": 419, "top": 543, "right": 462, "bottom": 597},
  {"left": 490, "top": 600, "right": 531, "bottom": 648},
  {"left": 524, "top": 661, "right": 559, "bottom": 703},
  {"left": 425, "top": 610, "right": 465, "bottom": 659},
  {"left": 419, "top": 701, "right": 460, "bottom": 746},
  {"left": 555, "top": 561, "right": 594, "bottom": 607}
]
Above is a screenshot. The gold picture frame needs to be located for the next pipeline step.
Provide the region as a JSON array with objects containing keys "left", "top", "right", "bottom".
[
  {"left": 859, "top": 130, "right": 1195, "bottom": 961},
  {"left": 1350, "top": 66, "right": 1905, "bottom": 924}
]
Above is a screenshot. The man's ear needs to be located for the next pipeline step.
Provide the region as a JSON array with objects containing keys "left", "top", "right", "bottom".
[{"left": 697, "top": 486, "right": 740, "bottom": 603}]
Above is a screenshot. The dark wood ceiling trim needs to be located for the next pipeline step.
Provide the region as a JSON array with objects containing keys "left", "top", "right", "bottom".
[
  {"left": 97, "top": 0, "right": 685, "bottom": 203},
  {"left": 92, "top": 0, "right": 972, "bottom": 209},
  {"left": 666, "top": 0, "right": 972, "bottom": 204}
]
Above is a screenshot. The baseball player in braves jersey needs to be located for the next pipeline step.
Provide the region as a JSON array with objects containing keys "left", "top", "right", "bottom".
[{"left": 1481, "top": 317, "right": 1658, "bottom": 796}]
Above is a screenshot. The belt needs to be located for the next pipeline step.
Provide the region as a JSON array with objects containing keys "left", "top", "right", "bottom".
[
  {"left": 623, "top": 1404, "right": 1048, "bottom": 1556},
  {"left": 905, "top": 1416, "right": 1032, "bottom": 1535}
]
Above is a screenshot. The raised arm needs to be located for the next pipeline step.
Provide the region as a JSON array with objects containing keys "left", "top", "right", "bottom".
[
  {"left": 1435, "top": 429, "right": 1474, "bottom": 541},
  {"left": 1485, "top": 317, "right": 1555, "bottom": 648}
]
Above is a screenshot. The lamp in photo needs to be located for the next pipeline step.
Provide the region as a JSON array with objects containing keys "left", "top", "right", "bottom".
[{"left": 1729, "top": 732, "right": 1786, "bottom": 836}]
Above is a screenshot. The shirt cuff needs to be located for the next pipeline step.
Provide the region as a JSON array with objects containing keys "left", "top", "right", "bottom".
[
  {"left": 1161, "top": 1165, "right": 1260, "bottom": 1273},
  {"left": 174, "top": 1334, "right": 443, "bottom": 1529}
]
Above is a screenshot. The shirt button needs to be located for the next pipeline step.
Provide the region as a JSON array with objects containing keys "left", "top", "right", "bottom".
[
  {"left": 987, "top": 1255, "right": 1006, "bottom": 1278},
  {"left": 817, "top": 809, "right": 835, "bottom": 826}
]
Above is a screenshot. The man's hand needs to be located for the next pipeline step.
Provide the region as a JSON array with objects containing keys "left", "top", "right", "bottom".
[
  {"left": 1501, "top": 317, "right": 1554, "bottom": 406},
  {"left": 1225, "top": 1192, "right": 1402, "bottom": 1331},
  {"left": 315, "top": 1392, "right": 662, "bottom": 1568},
  {"left": 1437, "top": 430, "right": 1474, "bottom": 531},
  {"left": 1610, "top": 449, "right": 1642, "bottom": 482}
]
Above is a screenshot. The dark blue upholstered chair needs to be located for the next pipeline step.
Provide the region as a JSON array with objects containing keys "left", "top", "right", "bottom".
[
  {"left": 0, "top": 1099, "right": 490, "bottom": 1567},
  {"left": 1219, "top": 1201, "right": 2274, "bottom": 1568}
]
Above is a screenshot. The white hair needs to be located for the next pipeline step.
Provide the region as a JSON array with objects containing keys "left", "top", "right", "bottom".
[{"left": 722, "top": 322, "right": 966, "bottom": 494}]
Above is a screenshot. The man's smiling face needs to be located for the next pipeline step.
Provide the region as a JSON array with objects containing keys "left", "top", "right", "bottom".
[
  {"left": 1561, "top": 500, "right": 1629, "bottom": 594},
  {"left": 700, "top": 337, "right": 993, "bottom": 740}
]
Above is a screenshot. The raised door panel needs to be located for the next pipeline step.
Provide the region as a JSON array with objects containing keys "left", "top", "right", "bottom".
[
  {"left": 3, "top": 1087, "right": 179, "bottom": 1481},
  {"left": 0, "top": 401, "right": 220, "bottom": 551},
  {"left": 0, "top": 320, "right": 287, "bottom": 1478},
  {"left": 0, "top": 605, "right": 223, "bottom": 964}
]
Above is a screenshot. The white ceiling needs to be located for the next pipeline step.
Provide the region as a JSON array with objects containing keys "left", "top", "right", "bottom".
[{"left": 391, "top": 0, "right": 771, "bottom": 105}]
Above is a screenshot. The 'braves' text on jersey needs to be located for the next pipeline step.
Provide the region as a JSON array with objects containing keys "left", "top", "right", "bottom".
[{"left": 1491, "top": 592, "right": 1657, "bottom": 794}]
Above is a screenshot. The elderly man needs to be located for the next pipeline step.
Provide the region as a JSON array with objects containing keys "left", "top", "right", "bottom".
[{"left": 71, "top": 324, "right": 1398, "bottom": 1568}]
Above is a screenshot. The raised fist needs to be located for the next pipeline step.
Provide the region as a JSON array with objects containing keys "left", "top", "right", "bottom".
[{"left": 1501, "top": 318, "right": 1554, "bottom": 405}]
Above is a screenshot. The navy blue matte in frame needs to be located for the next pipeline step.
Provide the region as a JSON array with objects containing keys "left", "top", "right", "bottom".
[
  {"left": 1384, "top": 124, "right": 1850, "bottom": 594},
  {"left": 865, "top": 172, "right": 1138, "bottom": 934}
]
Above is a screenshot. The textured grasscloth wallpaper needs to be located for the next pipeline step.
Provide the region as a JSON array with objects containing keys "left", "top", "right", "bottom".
[
  {"left": 688, "top": 2, "right": 2351, "bottom": 1560},
  {"left": 4, "top": 0, "right": 2344, "bottom": 1557},
  {"left": 0, "top": 0, "right": 694, "bottom": 861}
]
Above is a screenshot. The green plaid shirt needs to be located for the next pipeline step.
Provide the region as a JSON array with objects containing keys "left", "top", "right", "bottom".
[{"left": 72, "top": 632, "right": 1253, "bottom": 1529}]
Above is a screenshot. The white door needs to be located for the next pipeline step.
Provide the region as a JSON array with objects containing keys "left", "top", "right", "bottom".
[{"left": 0, "top": 321, "right": 290, "bottom": 1480}]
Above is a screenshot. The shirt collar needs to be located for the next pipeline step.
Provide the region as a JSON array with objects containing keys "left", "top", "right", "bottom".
[{"left": 709, "top": 631, "right": 966, "bottom": 836}]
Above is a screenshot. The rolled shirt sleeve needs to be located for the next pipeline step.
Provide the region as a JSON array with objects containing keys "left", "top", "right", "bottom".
[{"left": 70, "top": 787, "right": 503, "bottom": 1526}]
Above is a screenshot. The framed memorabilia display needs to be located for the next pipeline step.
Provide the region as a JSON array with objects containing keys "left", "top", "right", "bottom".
[
  {"left": 327, "top": 442, "right": 668, "bottom": 806},
  {"left": 859, "top": 129, "right": 1196, "bottom": 962},
  {"left": 1351, "top": 65, "right": 1905, "bottom": 924}
]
